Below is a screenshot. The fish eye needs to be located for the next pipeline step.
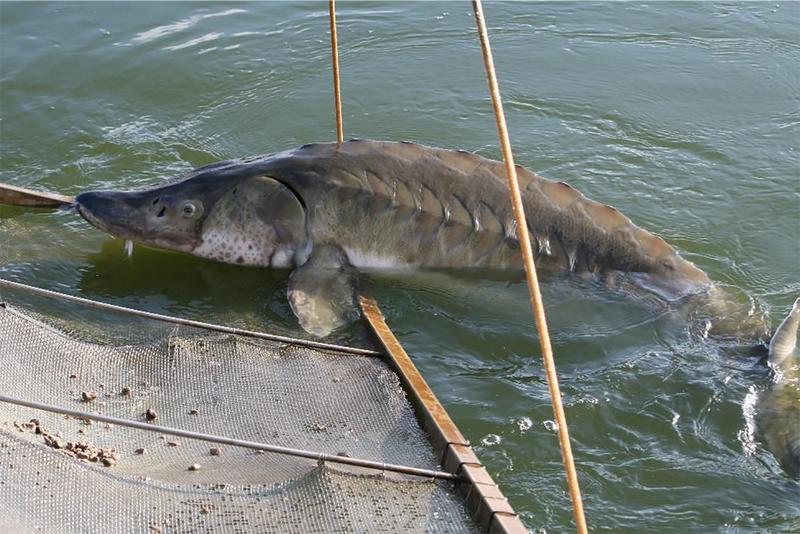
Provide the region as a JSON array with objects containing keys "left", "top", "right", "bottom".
[{"left": 181, "top": 201, "right": 203, "bottom": 219}]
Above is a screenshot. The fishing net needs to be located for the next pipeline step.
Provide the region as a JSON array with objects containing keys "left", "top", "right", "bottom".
[{"left": 0, "top": 300, "right": 476, "bottom": 533}]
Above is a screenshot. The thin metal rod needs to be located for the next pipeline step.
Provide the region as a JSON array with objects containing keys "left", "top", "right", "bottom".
[
  {"left": 328, "top": 0, "right": 344, "bottom": 144},
  {"left": 0, "top": 278, "right": 381, "bottom": 356},
  {"left": 471, "top": 2, "right": 588, "bottom": 533},
  {"left": 0, "top": 393, "right": 457, "bottom": 481}
]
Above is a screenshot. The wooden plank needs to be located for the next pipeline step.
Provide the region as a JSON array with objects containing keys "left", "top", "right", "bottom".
[
  {"left": 0, "top": 183, "right": 74, "bottom": 208},
  {"left": 360, "top": 296, "right": 528, "bottom": 533},
  {"left": 360, "top": 296, "right": 468, "bottom": 454}
]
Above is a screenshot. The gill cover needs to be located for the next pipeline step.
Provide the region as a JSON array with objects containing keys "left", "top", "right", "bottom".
[{"left": 193, "top": 176, "right": 308, "bottom": 267}]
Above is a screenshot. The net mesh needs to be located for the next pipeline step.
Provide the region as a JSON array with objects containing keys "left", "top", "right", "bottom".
[{"left": 0, "top": 302, "right": 476, "bottom": 533}]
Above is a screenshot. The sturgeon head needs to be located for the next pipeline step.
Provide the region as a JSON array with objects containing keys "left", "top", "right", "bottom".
[{"left": 76, "top": 160, "right": 309, "bottom": 267}]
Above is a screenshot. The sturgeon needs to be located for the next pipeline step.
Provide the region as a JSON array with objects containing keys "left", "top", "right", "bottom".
[
  {"left": 74, "top": 139, "right": 728, "bottom": 336},
  {"left": 756, "top": 298, "right": 800, "bottom": 478}
]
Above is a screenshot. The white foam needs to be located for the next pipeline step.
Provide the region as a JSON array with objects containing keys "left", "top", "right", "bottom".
[
  {"left": 164, "top": 32, "right": 222, "bottom": 51},
  {"left": 738, "top": 386, "right": 759, "bottom": 456},
  {"left": 132, "top": 9, "right": 246, "bottom": 44}
]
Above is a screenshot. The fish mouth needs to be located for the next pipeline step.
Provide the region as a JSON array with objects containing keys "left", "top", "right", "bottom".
[
  {"left": 75, "top": 191, "right": 141, "bottom": 241},
  {"left": 75, "top": 202, "right": 105, "bottom": 231},
  {"left": 75, "top": 199, "right": 124, "bottom": 238}
]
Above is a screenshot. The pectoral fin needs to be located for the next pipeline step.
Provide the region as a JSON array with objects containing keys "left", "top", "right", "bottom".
[{"left": 287, "top": 244, "right": 360, "bottom": 337}]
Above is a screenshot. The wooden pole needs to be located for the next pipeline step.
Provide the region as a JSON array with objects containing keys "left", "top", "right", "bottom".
[
  {"left": 328, "top": 0, "right": 344, "bottom": 144},
  {"left": 0, "top": 183, "right": 74, "bottom": 208},
  {"left": 471, "top": 2, "right": 588, "bottom": 533}
]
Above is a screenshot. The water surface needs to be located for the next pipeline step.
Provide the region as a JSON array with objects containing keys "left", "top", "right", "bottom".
[{"left": 1, "top": 2, "right": 798, "bottom": 532}]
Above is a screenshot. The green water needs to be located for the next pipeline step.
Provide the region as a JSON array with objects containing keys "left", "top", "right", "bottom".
[{"left": 1, "top": 2, "right": 798, "bottom": 531}]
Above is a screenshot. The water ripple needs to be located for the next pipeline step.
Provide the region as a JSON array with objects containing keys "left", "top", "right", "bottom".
[
  {"left": 1, "top": 2, "right": 798, "bottom": 531},
  {"left": 132, "top": 8, "right": 247, "bottom": 44},
  {"left": 164, "top": 31, "right": 223, "bottom": 52}
]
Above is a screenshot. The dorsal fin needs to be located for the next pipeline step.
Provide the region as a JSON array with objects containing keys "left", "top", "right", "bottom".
[
  {"left": 540, "top": 180, "right": 584, "bottom": 209},
  {"left": 581, "top": 201, "right": 631, "bottom": 232},
  {"left": 294, "top": 143, "right": 337, "bottom": 159},
  {"left": 383, "top": 140, "right": 427, "bottom": 162},
  {"left": 433, "top": 149, "right": 483, "bottom": 175},
  {"left": 633, "top": 228, "right": 674, "bottom": 260},
  {"left": 337, "top": 139, "right": 374, "bottom": 156}
]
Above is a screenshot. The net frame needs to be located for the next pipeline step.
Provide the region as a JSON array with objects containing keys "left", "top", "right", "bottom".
[{"left": 0, "top": 279, "right": 525, "bottom": 532}]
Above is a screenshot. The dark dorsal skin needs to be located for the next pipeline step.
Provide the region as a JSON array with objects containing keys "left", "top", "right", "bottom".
[{"left": 246, "top": 140, "right": 709, "bottom": 292}]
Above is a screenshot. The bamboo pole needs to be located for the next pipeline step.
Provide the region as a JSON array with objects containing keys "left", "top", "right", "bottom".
[
  {"left": 328, "top": 0, "right": 344, "bottom": 144},
  {"left": 470, "top": 2, "right": 588, "bottom": 532}
]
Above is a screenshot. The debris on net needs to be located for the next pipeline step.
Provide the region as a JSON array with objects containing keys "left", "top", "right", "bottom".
[{"left": 14, "top": 418, "right": 119, "bottom": 467}]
